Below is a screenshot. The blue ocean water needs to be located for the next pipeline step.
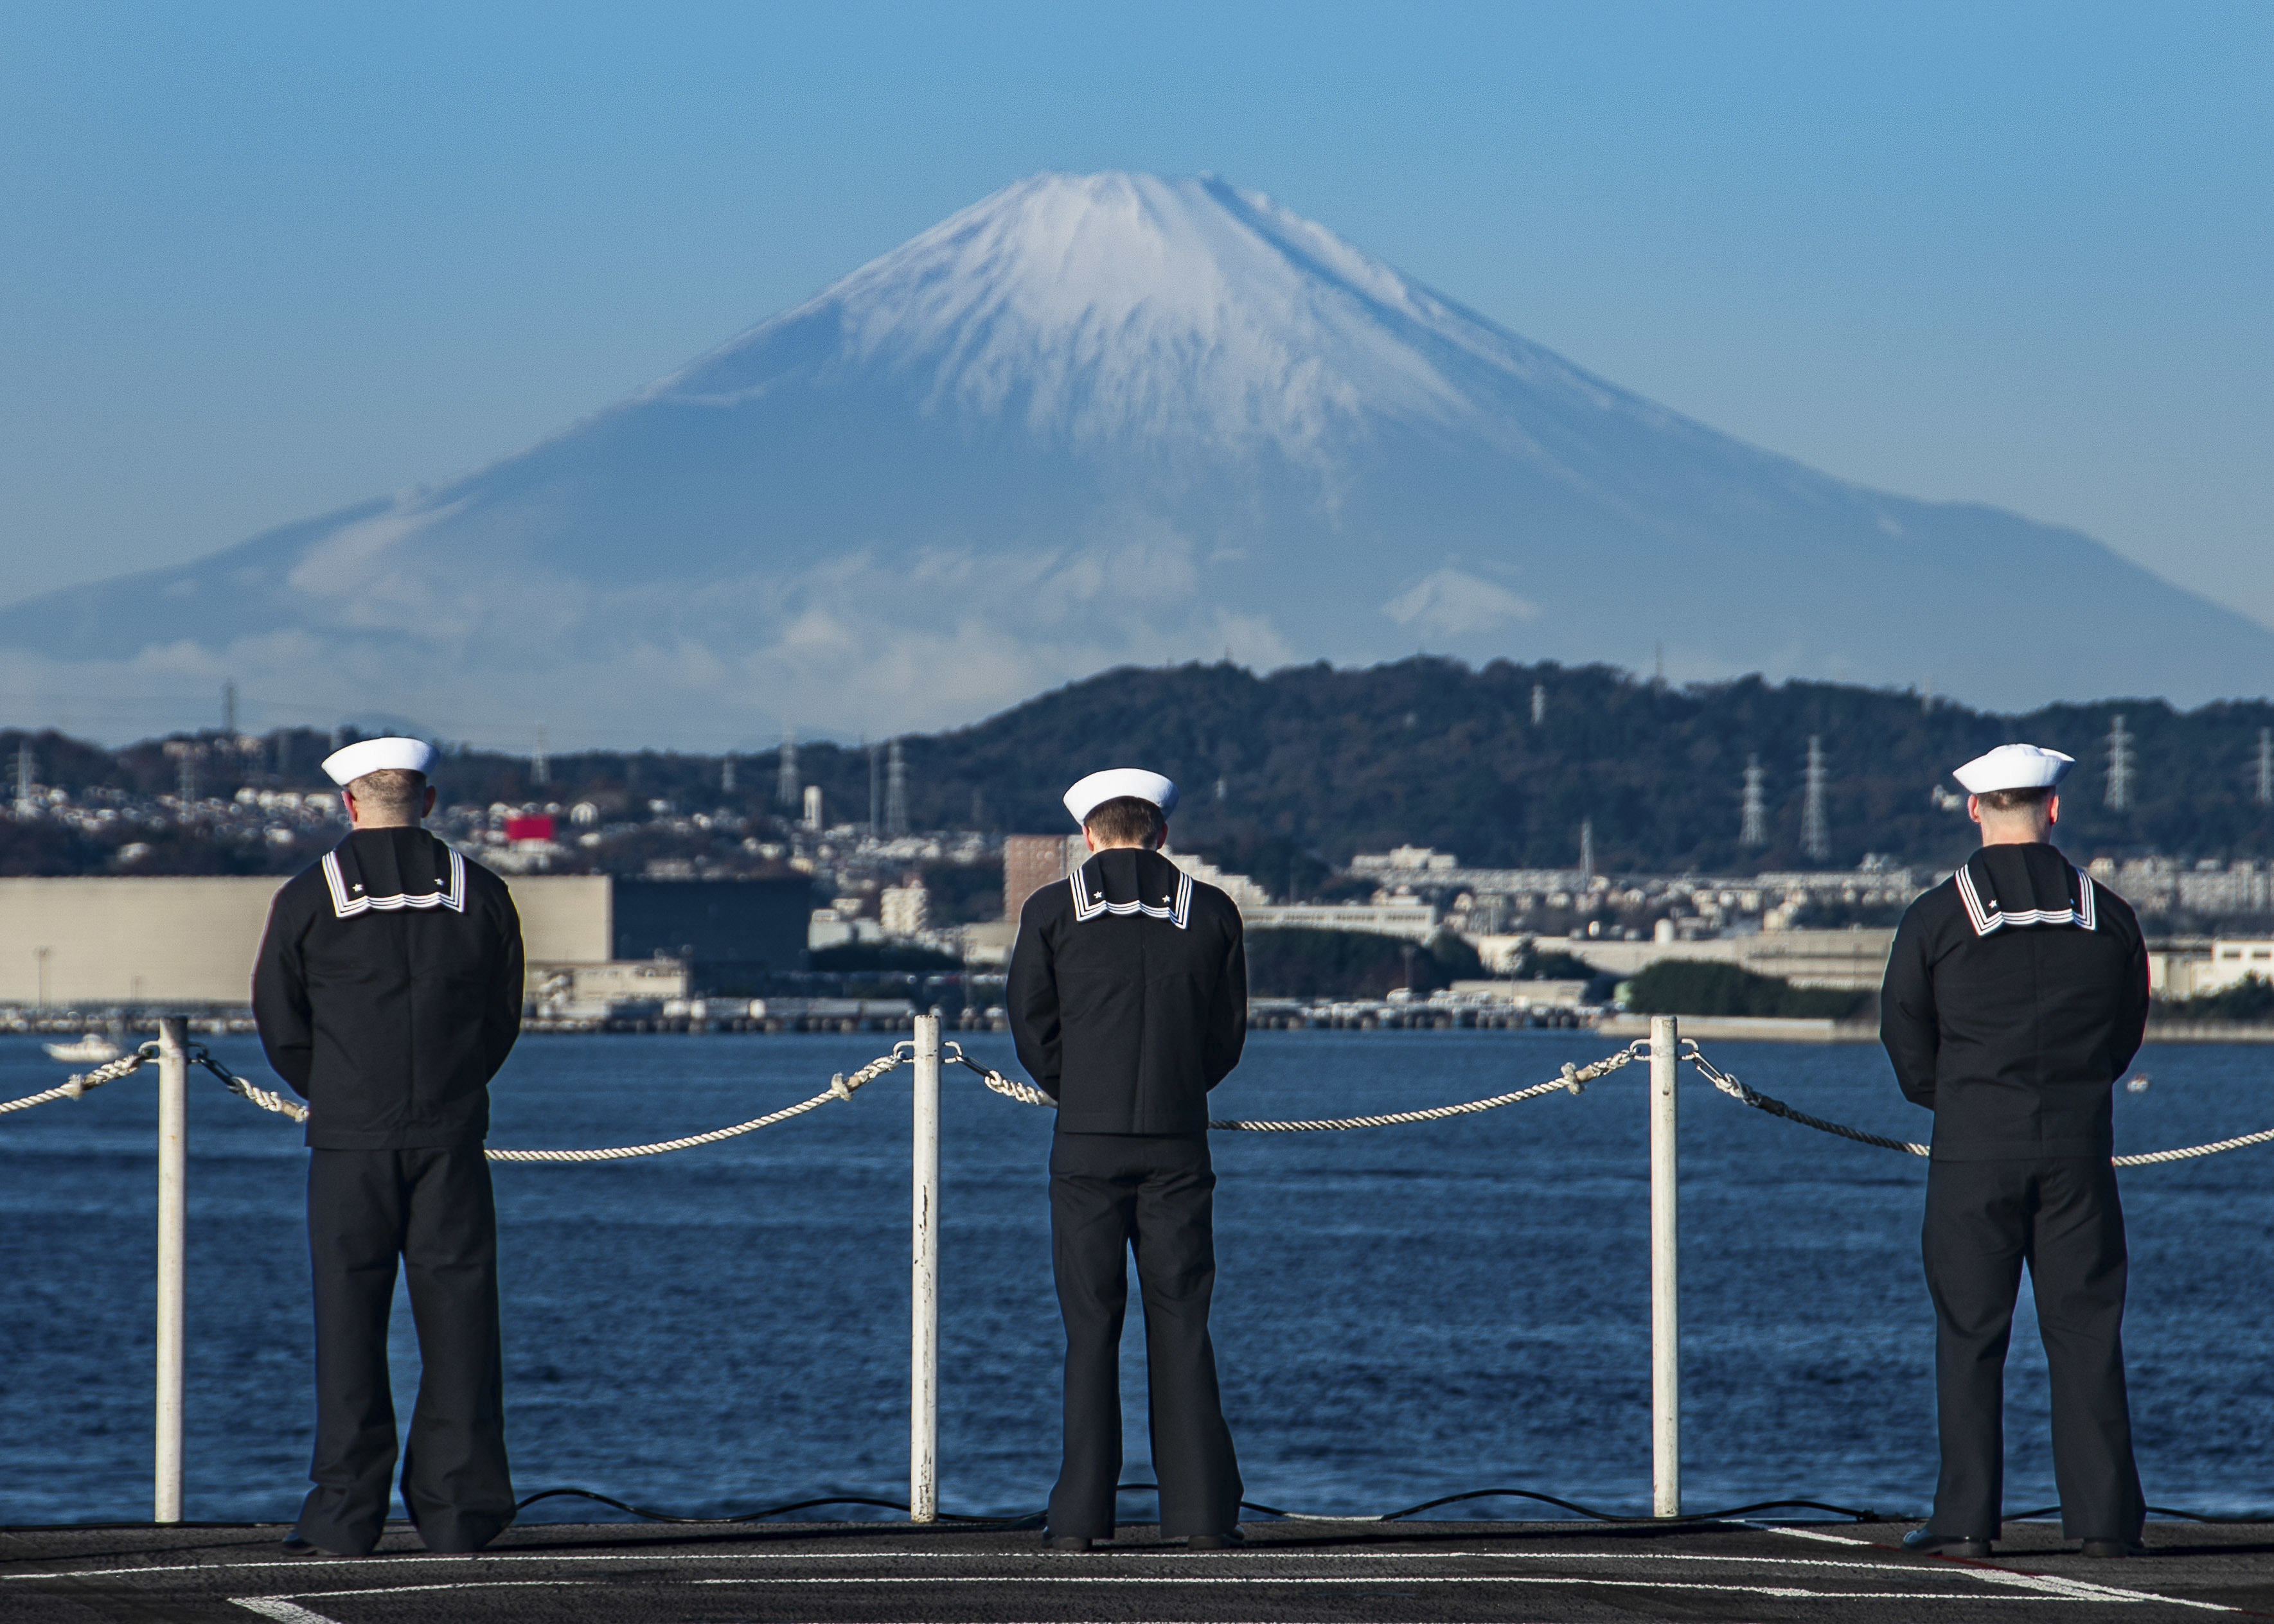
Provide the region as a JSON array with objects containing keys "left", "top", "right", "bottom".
[{"left": 4, "top": 1029, "right": 2271, "bottom": 1527}]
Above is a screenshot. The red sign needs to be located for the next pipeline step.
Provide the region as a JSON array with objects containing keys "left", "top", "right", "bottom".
[{"left": 504, "top": 815, "right": 555, "bottom": 842}]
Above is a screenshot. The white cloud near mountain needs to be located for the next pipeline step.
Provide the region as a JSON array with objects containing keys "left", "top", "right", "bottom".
[{"left": 1, "top": 169, "right": 2268, "bottom": 747}]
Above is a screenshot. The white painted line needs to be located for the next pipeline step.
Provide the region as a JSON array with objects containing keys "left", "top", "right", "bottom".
[
  {"left": 231, "top": 1602, "right": 343, "bottom": 1624},
  {"left": 269, "top": 1581, "right": 596, "bottom": 1602},
  {"left": 255, "top": 1573, "right": 2177, "bottom": 1604},
  {"left": 1751, "top": 1522, "right": 2235, "bottom": 1612},
  {"left": 1746, "top": 1519, "right": 1880, "bottom": 1547}
]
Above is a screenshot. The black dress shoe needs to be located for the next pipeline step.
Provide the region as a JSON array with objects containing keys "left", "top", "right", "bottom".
[
  {"left": 280, "top": 1535, "right": 355, "bottom": 1558},
  {"left": 2081, "top": 1538, "right": 2147, "bottom": 1558},
  {"left": 1901, "top": 1526, "right": 1991, "bottom": 1557},
  {"left": 1185, "top": 1530, "right": 1245, "bottom": 1549},
  {"left": 1045, "top": 1533, "right": 1096, "bottom": 1551}
]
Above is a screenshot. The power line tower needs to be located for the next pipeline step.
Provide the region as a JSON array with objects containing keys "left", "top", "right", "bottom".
[
  {"left": 884, "top": 739, "right": 909, "bottom": 836},
  {"left": 720, "top": 754, "right": 735, "bottom": 794},
  {"left": 1801, "top": 736, "right": 1831, "bottom": 863},
  {"left": 1531, "top": 683, "right": 1546, "bottom": 726},
  {"left": 222, "top": 680, "right": 237, "bottom": 736},
  {"left": 2105, "top": 714, "right": 2133, "bottom": 811},
  {"left": 776, "top": 730, "right": 800, "bottom": 811},
  {"left": 1741, "top": 754, "right": 1768, "bottom": 847},
  {"left": 2256, "top": 727, "right": 2272, "bottom": 808},
  {"left": 531, "top": 723, "right": 549, "bottom": 788},
  {"left": 177, "top": 747, "right": 199, "bottom": 808}
]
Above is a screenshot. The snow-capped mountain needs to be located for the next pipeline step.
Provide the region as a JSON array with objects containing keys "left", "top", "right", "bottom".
[{"left": 5, "top": 171, "right": 2268, "bottom": 745}]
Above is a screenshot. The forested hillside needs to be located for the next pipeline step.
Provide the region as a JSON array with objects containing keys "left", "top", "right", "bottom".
[
  {"left": 7, "top": 658, "right": 2273, "bottom": 881},
  {"left": 857, "top": 658, "right": 2274, "bottom": 880}
]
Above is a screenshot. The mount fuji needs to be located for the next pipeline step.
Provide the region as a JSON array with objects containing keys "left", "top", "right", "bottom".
[{"left": 7, "top": 170, "right": 2270, "bottom": 745}]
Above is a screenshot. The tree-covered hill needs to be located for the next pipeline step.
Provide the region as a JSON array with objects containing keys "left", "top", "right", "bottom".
[
  {"left": 867, "top": 658, "right": 2274, "bottom": 880},
  {"left": 7, "top": 658, "right": 2273, "bottom": 881}
]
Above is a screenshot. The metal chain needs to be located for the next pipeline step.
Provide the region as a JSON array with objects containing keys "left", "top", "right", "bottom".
[
  {"left": 1680, "top": 1037, "right": 2274, "bottom": 1167},
  {"left": 1680, "top": 1040, "right": 1930, "bottom": 1156},
  {"left": 944, "top": 1039, "right": 1642, "bottom": 1131},
  {"left": 188, "top": 1046, "right": 310, "bottom": 1124},
  {"left": 0, "top": 1043, "right": 158, "bottom": 1115}
]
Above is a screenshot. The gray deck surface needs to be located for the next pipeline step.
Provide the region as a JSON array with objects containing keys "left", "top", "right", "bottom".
[{"left": 6, "top": 1518, "right": 2271, "bottom": 1623}]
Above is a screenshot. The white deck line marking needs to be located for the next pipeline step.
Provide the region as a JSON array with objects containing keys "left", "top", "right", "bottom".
[
  {"left": 261, "top": 1564, "right": 2128, "bottom": 1592},
  {"left": 1751, "top": 1522, "right": 2235, "bottom": 1612},
  {"left": 1746, "top": 1520, "right": 1878, "bottom": 1547},
  {"left": 231, "top": 1602, "right": 343, "bottom": 1624}
]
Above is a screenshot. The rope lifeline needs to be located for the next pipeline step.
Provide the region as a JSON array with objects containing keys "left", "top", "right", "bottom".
[
  {"left": 185, "top": 1043, "right": 905, "bottom": 1161},
  {"left": 943, "top": 1040, "right": 1640, "bottom": 1130},
  {"left": 0, "top": 1043, "right": 158, "bottom": 1114}
]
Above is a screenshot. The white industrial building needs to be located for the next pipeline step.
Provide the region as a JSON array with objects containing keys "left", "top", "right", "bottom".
[
  {"left": 2151, "top": 939, "right": 2274, "bottom": 1000},
  {"left": 0, "top": 873, "right": 812, "bottom": 1011}
]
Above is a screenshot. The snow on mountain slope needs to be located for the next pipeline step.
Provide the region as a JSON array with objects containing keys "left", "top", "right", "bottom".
[{"left": 3, "top": 171, "right": 2267, "bottom": 746}]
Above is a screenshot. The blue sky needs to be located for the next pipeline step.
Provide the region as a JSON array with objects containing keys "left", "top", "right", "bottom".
[{"left": 4, "top": 2, "right": 2270, "bottom": 630}]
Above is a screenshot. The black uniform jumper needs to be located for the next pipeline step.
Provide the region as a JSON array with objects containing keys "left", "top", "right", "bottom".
[
  {"left": 253, "top": 827, "right": 526, "bottom": 1555},
  {"left": 1881, "top": 842, "right": 2149, "bottom": 1543},
  {"left": 1009, "top": 847, "right": 1248, "bottom": 1542}
]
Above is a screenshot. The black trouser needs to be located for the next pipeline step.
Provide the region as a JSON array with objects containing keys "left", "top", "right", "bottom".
[
  {"left": 1047, "top": 1131, "right": 1241, "bottom": 1540},
  {"left": 299, "top": 1146, "right": 514, "bottom": 1555},
  {"left": 1922, "top": 1155, "right": 2143, "bottom": 1542}
]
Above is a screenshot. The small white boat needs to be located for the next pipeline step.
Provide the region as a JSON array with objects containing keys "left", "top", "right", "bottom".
[
  {"left": 2125, "top": 1073, "right": 2152, "bottom": 1093},
  {"left": 43, "top": 1034, "right": 121, "bottom": 1064}
]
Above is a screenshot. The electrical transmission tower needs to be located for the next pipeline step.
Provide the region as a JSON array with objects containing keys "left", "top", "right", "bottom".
[
  {"left": 720, "top": 754, "right": 735, "bottom": 794},
  {"left": 1741, "top": 754, "right": 1768, "bottom": 847},
  {"left": 222, "top": 680, "right": 237, "bottom": 737},
  {"left": 1801, "top": 736, "right": 1831, "bottom": 863},
  {"left": 531, "top": 724, "right": 549, "bottom": 788},
  {"left": 776, "top": 730, "right": 800, "bottom": 810},
  {"left": 2105, "top": 714, "right": 2133, "bottom": 811},
  {"left": 2257, "top": 727, "right": 2272, "bottom": 808},
  {"left": 177, "top": 748, "right": 198, "bottom": 808},
  {"left": 884, "top": 739, "right": 909, "bottom": 836}
]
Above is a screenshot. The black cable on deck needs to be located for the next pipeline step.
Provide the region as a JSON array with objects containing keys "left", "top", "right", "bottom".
[{"left": 513, "top": 1481, "right": 2274, "bottom": 1528}]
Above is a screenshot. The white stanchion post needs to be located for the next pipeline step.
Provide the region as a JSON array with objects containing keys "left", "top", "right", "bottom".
[
  {"left": 155, "top": 1016, "right": 188, "bottom": 1524},
  {"left": 1649, "top": 1014, "right": 1680, "bottom": 1518},
  {"left": 910, "top": 1014, "right": 941, "bottom": 1523}
]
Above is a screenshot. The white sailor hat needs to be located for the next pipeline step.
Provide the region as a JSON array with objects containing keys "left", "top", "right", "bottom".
[
  {"left": 1952, "top": 743, "right": 2074, "bottom": 795},
  {"left": 322, "top": 736, "right": 438, "bottom": 787},
  {"left": 1063, "top": 768, "right": 1179, "bottom": 825}
]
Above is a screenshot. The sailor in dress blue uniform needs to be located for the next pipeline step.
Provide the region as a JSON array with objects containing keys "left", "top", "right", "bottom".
[
  {"left": 253, "top": 738, "right": 525, "bottom": 1557},
  {"left": 1881, "top": 744, "right": 2149, "bottom": 1558},
  {"left": 1008, "top": 769, "right": 1248, "bottom": 1550}
]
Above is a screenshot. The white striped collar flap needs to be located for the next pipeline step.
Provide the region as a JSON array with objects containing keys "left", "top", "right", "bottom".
[
  {"left": 1069, "top": 862, "right": 1193, "bottom": 930},
  {"left": 321, "top": 844, "right": 468, "bottom": 919},
  {"left": 1955, "top": 853, "right": 2097, "bottom": 937}
]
